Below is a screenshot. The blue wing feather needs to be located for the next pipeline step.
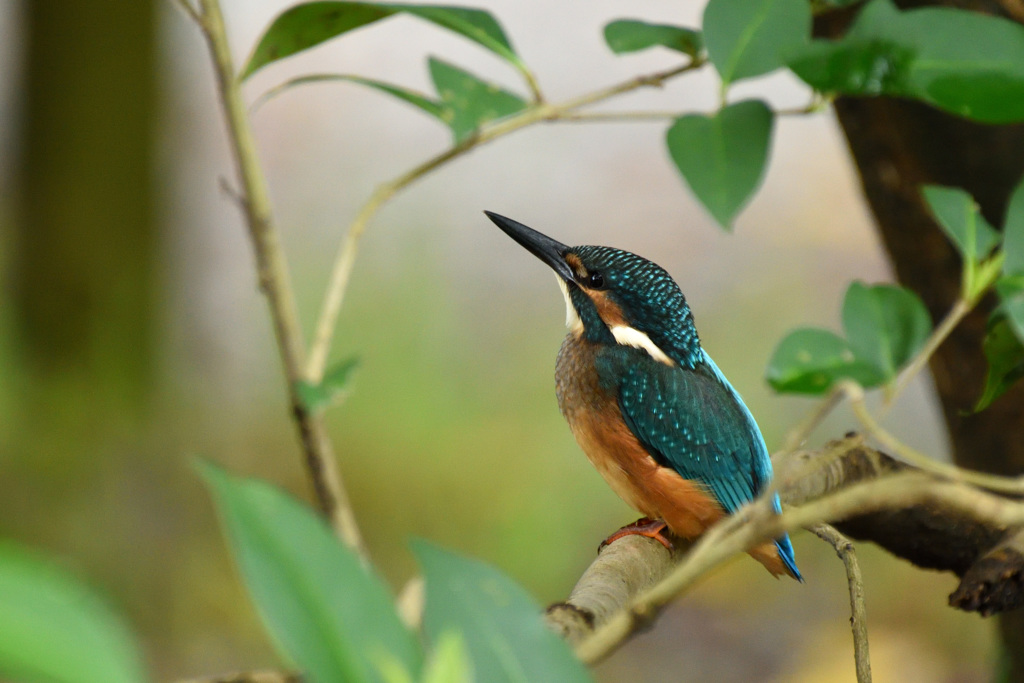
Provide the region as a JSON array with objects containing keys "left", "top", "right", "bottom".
[{"left": 601, "top": 346, "right": 802, "bottom": 580}]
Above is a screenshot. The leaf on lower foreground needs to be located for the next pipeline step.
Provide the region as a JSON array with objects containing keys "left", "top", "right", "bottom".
[
  {"left": 0, "top": 541, "right": 146, "bottom": 683},
  {"left": 413, "top": 541, "right": 592, "bottom": 683},
  {"left": 198, "top": 462, "right": 421, "bottom": 683}
]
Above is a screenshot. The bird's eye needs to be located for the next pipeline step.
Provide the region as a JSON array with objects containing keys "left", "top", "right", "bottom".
[{"left": 587, "top": 272, "right": 605, "bottom": 289}]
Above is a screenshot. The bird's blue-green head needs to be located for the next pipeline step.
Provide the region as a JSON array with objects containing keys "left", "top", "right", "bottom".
[{"left": 486, "top": 211, "right": 702, "bottom": 368}]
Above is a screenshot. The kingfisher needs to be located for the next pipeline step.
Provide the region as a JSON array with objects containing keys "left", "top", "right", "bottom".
[{"left": 486, "top": 211, "right": 801, "bottom": 581}]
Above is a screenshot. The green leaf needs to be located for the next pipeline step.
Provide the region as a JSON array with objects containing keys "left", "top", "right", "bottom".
[
  {"left": 703, "top": 0, "right": 811, "bottom": 86},
  {"left": 199, "top": 462, "right": 421, "bottom": 683},
  {"left": 842, "top": 282, "right": 932, "bottom": 381},
  {"left": 1002, "top": 176, "right": 1024, "bottom": 276},
  {"left": 603, "top": 20, "right": 702, "bottom": 58},
  {"left": 422, "top": 632, "right": 473, "bottom": 683},
  {"left": 666, "top": 100, "right": 773, "bottom": 229},
  {"left": 296, "top": 356, "right": 360, "bottom": 415},
  {"left": 253, "top": 75, "right": 447, "bottom": 120},
  {"left": 922, "top": 186, "right": 1000, "bottom": 262},
  {"left": 242, "top": 2, "right": 519, "bottom": 80},
  {"left": 787, "top": 38, "right": 914, "bottom": 97},
  {"left": 413, "top": 541, "right": 592, "bottom": 683},
  {"left": 997, "top": 276, "right": 1024, "bottom": 342},
  {"left": 428, "top": 58, "right": 527, "bottom": 143},
  {"left": 973, "top": 315, "right": 1024, "bottom": 412},
  {"left": 0, "top": 541, "right": 146, "bottom": 683},
  {"left": 765, "top": 328, "right": 883, "bottom": 394},
  {"left": 787, "top": 0, "right": 1024, "bottom": 123}
]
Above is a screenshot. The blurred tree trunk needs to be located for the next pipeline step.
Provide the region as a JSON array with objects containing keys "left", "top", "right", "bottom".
[
  {"left": 13, "top": 0, "right": 157, "bottom": 440},
  {"left": 817, "top": 1, "right": 1024, "bottom": 680}
]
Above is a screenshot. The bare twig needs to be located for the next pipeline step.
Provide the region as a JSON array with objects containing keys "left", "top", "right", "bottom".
[
  {"left": 777, "top": 385, "right": 845, "bottom": 455},
  {"left": 195, "top": 0, "right": 365, "bottom": 554},
  {"left": 843, "top": 381, "right": 1024, "bottom": 495},
  {"left": 554, "top": 110, "right": 682, "bottom": 122},
  {"left": 304, "top": 58, "right": 707, "bottom": 381},
  {"left": 812, "top": 524, "right": 871, "bottom": 683},
  {"left": 887, "top": 298, "right": 971, "bottom": 407}
]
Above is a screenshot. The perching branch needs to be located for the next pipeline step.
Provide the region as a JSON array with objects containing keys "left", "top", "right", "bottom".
[
  {"left": 551, "top": 437, "right": 1024, "bottom": 663},
  {"left": 193, "top": 0, "right": 365, "bottom": 555}
]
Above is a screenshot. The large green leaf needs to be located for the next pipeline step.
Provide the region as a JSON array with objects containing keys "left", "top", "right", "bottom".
[
  {"left": 765, "top": 327, "right": 883, "bottom": 394},
  {"left": 842, "top": 282, "right": 932, "bottom": 381},
  {"left": 603, "top": 20, "right": 702, "bottom": 58},
  {"left": 421, "top": 632, "right": 473, "bottom": 683},
  {"left": 703, "top": 0, "right": 811, "bottom": 86},
  {"left": 413, "top": 542, "right": 591, "bottom": 683},
  {"left": 199, "top": 463, "right": 421, "bottom": 683},
  {"left": 974, "top": 315, "right": 1024, "bottom": 412},
  {"left": 0, "top": 542, "right": 146, "bottom": 683},
  {"left": 788, "top": 0, "right": 1024, "bottom": 123},
  {"left": 428, "top": 58, "right": 527, "bottom": 143},
  {"left": 1003, "top": 176, "right": 1024, "bottom": 276},
  {"left": 666, "top": 100, "right": 773, "bottom": 229},
  {"left": 242, "top": 2, "right": 520, "bottom": 80},
  {"left": 922, "top": 185, "right": 1000, "bottom": 262}
]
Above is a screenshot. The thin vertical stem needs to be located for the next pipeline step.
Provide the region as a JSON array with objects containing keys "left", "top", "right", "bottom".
[{"left": 195, "top": 0, "right": 365, "bottom": 555}]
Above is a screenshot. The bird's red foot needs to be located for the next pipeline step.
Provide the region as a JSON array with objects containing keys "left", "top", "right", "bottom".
[{"left": 599, "top": 517, "right": 674, "bottom": 552}]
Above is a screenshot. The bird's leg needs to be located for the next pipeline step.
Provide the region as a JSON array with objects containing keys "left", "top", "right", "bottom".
[{"left": 599, "top": 517, "right": 674, "bottom": 552}]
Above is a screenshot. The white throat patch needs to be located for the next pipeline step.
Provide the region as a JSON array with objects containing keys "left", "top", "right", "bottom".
[
  {"left": 557, "top": 276, "right": 583, "bottom": 334},
  {"left": 610, "top": 325, "right": 676, "bottom": 366}
]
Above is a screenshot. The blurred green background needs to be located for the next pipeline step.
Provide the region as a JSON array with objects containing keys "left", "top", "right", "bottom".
[{"left": 0, "top": 0, "right": 997, "bottom": 680}]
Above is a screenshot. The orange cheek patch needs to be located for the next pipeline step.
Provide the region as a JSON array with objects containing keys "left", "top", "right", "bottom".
[{"left": 586, "top": 290, "right": 628, "bottom": 327}]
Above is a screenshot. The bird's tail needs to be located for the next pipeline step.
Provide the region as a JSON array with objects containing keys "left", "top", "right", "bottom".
[
  {"left": 773, "top": 533, "right": 803, "bottom": 582},
  {"left": 770, "top": 492, "right": 803, "bottom": 582}
]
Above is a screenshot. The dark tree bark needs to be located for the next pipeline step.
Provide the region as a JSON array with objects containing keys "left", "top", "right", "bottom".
[
  {"left": 14, "top": 0, "right": 158, "bottom": 416},
  {"left": 816, "top": 1, "right": 1024, "bottom": 678}
]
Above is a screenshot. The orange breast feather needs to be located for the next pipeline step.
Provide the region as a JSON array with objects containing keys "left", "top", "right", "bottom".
[{"left": 570, "top": 405, "right": 725, "bottom": 539}]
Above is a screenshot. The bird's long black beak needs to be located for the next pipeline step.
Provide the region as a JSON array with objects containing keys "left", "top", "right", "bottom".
[{"left": 484, "top": 211, "right": 575, "bottom": 283}]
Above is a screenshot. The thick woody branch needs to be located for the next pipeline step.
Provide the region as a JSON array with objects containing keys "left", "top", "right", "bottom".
[
  {"left": 548, "top": 436, "right": 1024, "bottom": 651},
  {"left": 546, "top": 535, "right": 690, "bottom": 647}
]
